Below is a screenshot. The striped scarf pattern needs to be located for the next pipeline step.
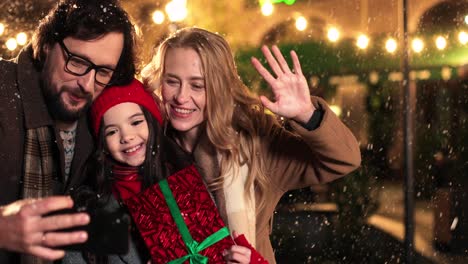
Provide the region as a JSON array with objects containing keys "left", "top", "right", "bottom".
[{"left": 21, "top": 127, "right": 56, "bottom": 264}]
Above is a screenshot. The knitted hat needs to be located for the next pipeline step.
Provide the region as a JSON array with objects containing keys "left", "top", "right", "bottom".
[{"left": 90, "top": 79, "right": 163, "bottom": 137}]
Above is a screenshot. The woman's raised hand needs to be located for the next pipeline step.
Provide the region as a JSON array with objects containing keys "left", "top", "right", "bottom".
[{"left": 251, "top": 45, "right": 315, "bottom": 124}]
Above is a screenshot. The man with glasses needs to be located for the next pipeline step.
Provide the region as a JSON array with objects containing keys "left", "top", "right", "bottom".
[
  {"left": 58, "top": 40, "right": 116, "bottom": 88},
  {"left": 0, "top": 0, "right": 137, "bottom": 262}
]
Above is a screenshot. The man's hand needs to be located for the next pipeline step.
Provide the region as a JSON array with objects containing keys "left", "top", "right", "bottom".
[{"left": 0, "top": 196, "right": 90, "bottom": 260}]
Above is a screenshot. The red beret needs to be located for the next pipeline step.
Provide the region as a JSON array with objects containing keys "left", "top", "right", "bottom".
[{"left": 90, "top": 79, "right": 163, "bottom": 137}]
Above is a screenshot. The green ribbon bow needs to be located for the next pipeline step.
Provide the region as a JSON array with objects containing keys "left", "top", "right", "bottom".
[{"left": 159, "top": 179, "right": 229, "bottom": 264}]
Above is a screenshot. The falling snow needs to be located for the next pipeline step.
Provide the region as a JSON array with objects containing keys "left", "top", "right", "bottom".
[{"left": 0, "top": 0, "right": 467, "bottom": 263}]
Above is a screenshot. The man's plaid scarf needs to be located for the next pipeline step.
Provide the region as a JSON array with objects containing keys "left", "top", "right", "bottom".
[{"left": 21, "top": 126, "right": 55, "bottom": 264}]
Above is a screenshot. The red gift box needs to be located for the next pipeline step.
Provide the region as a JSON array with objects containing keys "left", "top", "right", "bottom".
[{"left": 124, "top": 165, "right": 234, "bottom": 263}]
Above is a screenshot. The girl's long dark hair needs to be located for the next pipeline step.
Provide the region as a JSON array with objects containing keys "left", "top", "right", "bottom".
[{"left": 84, "top": 106, "right": 193, "bottom": 199}]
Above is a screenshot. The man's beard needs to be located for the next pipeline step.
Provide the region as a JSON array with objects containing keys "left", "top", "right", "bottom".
[{"left": 41, "top": 84, "right": 92, "bottom": 123}]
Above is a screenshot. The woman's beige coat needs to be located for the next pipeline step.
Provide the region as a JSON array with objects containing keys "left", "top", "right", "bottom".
[{"left": 191, "top": 96, "right": 361, "bottom": 264}]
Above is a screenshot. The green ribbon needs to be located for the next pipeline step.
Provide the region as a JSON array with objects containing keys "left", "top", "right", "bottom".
[{"left": 159, "top": 179, "right": 230, "bottom": 264}]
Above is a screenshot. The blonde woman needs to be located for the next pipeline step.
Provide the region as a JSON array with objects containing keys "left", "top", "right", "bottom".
[{"left": 142, "top": 27, "right": 361, "bottom": 264}]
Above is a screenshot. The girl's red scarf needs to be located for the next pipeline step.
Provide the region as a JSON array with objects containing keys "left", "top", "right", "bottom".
[{"left": 111, "top": 164, "right": 142, "bottom": 201}]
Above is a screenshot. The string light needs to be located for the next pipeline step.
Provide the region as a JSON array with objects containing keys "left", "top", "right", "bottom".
[
  {"left": 165, "top": 0, "right": 188, "bottom": 22},
  {"left": 295, "top": 16, "right": 307, "bottom": 31},
  {"left": 2, "top": 4, "right": 466, "bottom": 58},
  {"left": 261, "top": 1, "right": 274, "bottom": 16},
  {"left": 16, "top": 32, "right": 27, "bottom": 46},
  {"left": 152, "top": 10, "right": 165, "bottom": 24},
  {"left": 459, "top": 31, "right": 468, "bottom": 45},
  {"left": 6, "top": 38, "right": 17, "bottom": 51},
  {"left": 356, "top": 34, "right": 369, "bottom": 49},
  {"left": 385, "top": 38, "right": 397, "bottom": 53},
  {"left": 412, "top": 38, "right": 424, "bottom": 53},
  {"left": 327, "top": 27, "right": 340, "bottom": 42},
  {"left": 435, "top": 36, "right": 446, "bottom": 50},
  {"left": 253, "top": 4, "right": 466, "bottom": 56}
]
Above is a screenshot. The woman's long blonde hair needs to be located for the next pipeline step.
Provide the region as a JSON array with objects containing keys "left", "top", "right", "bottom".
[{"left": 142, "top": 27, "right": 270, "bottom": 211}]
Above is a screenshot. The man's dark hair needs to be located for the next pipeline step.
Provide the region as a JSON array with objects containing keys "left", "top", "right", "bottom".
[{"left": 32, "top": 0, "right": 137, "bottom": 85}]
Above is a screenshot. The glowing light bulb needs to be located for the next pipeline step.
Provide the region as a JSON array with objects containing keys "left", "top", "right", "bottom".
[
  {"left": 6, "top": 38, "right": 17, "bottom": 51},
  {"left": 356, "top": 34, "right": 369, "bottom": 49},
  {"left": 412, "top": 38, "right": 424, "bottom": 53},
  {"left": 327, "top": 27, "right": 340, "bottom": 42},
  {"left": 165, "top": 0, "right": 188, "bottom": 22},
  {"left": 152, "top": 10, "right": 165, "bottom": 24},
  {"left": 295, "top": 16, "right": 307, "bottom": 31},
  {"left": 16, "top": 32, "right": 28, "bottom": 46},
  {"left": 261, "top": 1, "right": 274, "bottom": 16},
  {"left": 435, "top": 36, "right": 446, "bottom": 50},
  {"left": 385, "top": 38, "right": 397, "bottom": 53},
  {"left": 459, "top": 31, "right": 468, "bottom": 45}
]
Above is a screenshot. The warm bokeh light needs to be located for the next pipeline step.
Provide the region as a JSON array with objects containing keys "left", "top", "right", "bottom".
[
  {"left": 385, "top": 38, "right": 397, "bottom": 53},
  {"left": 465, "top": 15, "right": 468, "bottom": 25},
  {"left": 152, "top": 10, "right": 165, "bottom": 24},
  {"left": 369, "top": 71, "right": 379, "bottom": 84},
  {"left": 459, "top": 31, "right": 468, "bottom": 45},
  {"left": 165, "top": 0, "right": 188, "bottom": 22},
  {"left": 295, "top": 16, "right": 307, "bottom": 31},
  {"left": 327, "top": 27, "right": 340, "bottom": 42},
  {"left": 330, "top": 105, "right": 342, "bottom": 117},
  {"left": 356, "top": 34, "right": 369, "bottom": 49},
  {"left": 16, "top": 32, "right": 28, "bottom": 46},
  {"left": 411, "top": 38, "right": 424, "bottom": 53},
  {"left": 0, "top": 23, "right": 4, "bottom": 36},
  {"left": 6, "top": 38, "right": 17, "bottom": 51},
  {"left": 441, "top": 67, "right": 452, "bottom": 81},
  {"left": 435, "top": 36, "right": 446, "bottom": 50},
  {"left": 261, "top": 1, "right": 274, "bottom": 16}
]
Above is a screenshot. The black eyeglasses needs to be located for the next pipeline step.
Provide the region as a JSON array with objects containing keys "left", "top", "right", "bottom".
[{"left": 58, "top": 40, "right": 115, "bottom": 87}]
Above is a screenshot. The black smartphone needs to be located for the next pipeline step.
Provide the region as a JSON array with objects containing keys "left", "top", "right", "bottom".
[
  {"left": 61, "top": 206, "right": 130, "bottom": 255},
  {"left": 48, "top": 187, "right": 131, "bottom": 255}
]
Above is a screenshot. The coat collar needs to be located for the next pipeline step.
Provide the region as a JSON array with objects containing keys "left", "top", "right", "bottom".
[
  {"left": 192, "top": 131, "right": 220, "bottom": 184},
  {"left": 190, "top": 131, "right": 230, "bottom": 230},
  {"left": 165, "top": 125, "right": 220, "bottom": 180},
  {"left": 15, "top": 45, "right": 54, "bottom": 129}
]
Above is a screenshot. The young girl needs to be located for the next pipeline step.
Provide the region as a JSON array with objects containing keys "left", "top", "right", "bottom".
[
  {"left": 142, "top": 27, "right": 361, "bottom": 264},
  {"left": 72, "top": 79, "right": 264, "bottom": 263}
]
